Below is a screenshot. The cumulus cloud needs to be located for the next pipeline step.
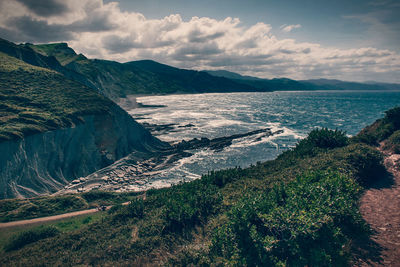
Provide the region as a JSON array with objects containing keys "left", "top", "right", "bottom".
[
  {"left": 0, "top": 0, "right": 399, "bottom": 83},
  {"left": 280, "top": 24, "right": 302, "bottom": 33},
  {"left": 15, "top": 0, "right": 69, "bottom": 17},
  {"left": 2, "top": 15, "right": 74, "bottom": 43}
]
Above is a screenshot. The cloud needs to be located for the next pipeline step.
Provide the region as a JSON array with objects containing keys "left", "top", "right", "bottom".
[
  {"left": 15, "top": 0, "right": 69, "bottom": 17},
  {"left": 3, "top": 15, "right": 73, "bottom": 42},
  {"left": 344, "top": 0, "right": 400, "bottom": 51},
  {"left": 0, "top": 0, "right": 399, "bottom": 83},
  {"left": 280, "top": 24, "right": 302, "bottom": 33}
]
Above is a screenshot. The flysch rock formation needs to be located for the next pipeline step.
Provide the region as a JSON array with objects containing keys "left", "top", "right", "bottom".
[
  {"left": 0, "top": 104, "right": 169, "bottom": 199},
  {"left": 57, "top": 128, "right": 284, "bottom": 195}
]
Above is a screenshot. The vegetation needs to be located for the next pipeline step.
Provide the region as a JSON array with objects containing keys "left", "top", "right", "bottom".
[
  {"left": 354, "top": 106, "right": 400, "bottom": 145},
  {"left": 28, "top": 42, "right": 85, "bottom": 66},
  {"left": 25, "top": 41, "right": 261, "bottom": 99},
  {"left": 0, "top": 191, "right": 139, "bottom": 222},
  {"left": 4, "top": 226, "right": 60, "bottom": 252},
  {"left": 0, "top": 52, "right": 117, "bottom": 142},
  {"left": 62, "top": 58, "right": 260, "bottom": 99},
  {"left": 292, "top": 128, "right": 348, "bottom": 156},
  {"left": 384, "top": 130, "right": 400, "bottom": 153},
  {"left": 0, "top": 212, "right": 106, "bottom": 252},
  {"left": 3, "top": 36, "right": 396, "bottom": 264},
  {"left": 210, "top": 171, "right": 364, "bottom": 266},
  {"left": 1, "top": 114, "right": 392, "bottom": 266}
]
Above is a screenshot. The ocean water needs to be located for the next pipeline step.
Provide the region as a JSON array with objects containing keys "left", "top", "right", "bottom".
[{"left": 127, "top": 90, "right": 400, "bottom": 184}]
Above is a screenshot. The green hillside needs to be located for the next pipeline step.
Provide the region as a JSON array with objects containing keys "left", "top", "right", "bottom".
[
  {"left": 27, "top": 43, "right": 263, "bottom": 99},
  {"left": 65, "top": 57, "right": 262, "bottom": 98},
  {"left": 2, "top": 108, "right": 398, "bottom": 265},
  {"left": 0, "top": 51, "right": 114, "bottom": 141},
  {"left": 28, "top": 42, "right": 86, "bottom": 66}
]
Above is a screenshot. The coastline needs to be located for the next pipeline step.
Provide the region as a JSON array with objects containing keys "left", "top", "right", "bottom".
[{"left": 56, "top": 128, "right": 283, "bottom": 195}]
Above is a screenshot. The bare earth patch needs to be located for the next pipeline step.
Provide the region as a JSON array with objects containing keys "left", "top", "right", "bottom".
[{"left": 358, "top": 145, "right": 400, "bottom": 266}]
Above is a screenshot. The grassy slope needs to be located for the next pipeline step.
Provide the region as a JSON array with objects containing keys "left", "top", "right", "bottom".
[
  {"left": 2, "top": 108, "right": 399, "bottom": 265},
  {"left": 0, "top": 212, "right": 107, "bottom": 252},
  {"left": 0, "top": 191, "right": 141, "bottom": 223},
  {"left": 0, "top": 52, "right": 115, "bottom": 142},
  {"left": 28, "top": 43, "right": 85, "bottom": 66},
  {"left": 67, "top": 58, "right": 261, "bottom": 97}
]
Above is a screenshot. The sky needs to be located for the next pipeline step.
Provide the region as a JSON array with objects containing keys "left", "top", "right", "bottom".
[{"left": 0, "top": 0, "right": 399, "bottom": 83}]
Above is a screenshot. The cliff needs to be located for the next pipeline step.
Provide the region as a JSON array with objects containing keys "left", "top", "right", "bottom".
[
  {"left": 0, "top": 105, "right": 167, "bottom": 199},
  {"left": 0, "top": 47, "right": 169, "bottom": 199}
]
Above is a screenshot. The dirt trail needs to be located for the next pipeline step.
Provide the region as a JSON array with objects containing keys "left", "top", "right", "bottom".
[
  {"left": 358, "top": 146, "right": 400, "bottom": 266},
  {"left": 0, "top": 202, "right": 130, "bottom": 229},
  {"left": 0, "top": 208, "right": 99, "bottom": 229}
]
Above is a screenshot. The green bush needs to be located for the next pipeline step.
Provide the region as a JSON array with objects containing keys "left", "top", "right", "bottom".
[
  {"left": 385, "top": 107, "right": 400, "bottom": 128},
  {"left": 127, "top": 198, "right": 145, "bottom": 218},
  {"left": 4, "top": 226, "right": 60, "bottom": 251},
  {"left": 294, "top": 128, "right": 348, "bottom": 156},
  {"left": 343, "top": 143, "right": 386, "bottom": 186},
  {"left": 163, "top": 181, "right": 222, "bottom": 233},
  {"left": 210, "top": 171, "right": 364, "bottom": 266},
  {"left": 354, "top": 106, "right": 400, "bottom": 145},
  {"left": 202, "top": 167, "right": 246, "bottom": 188},
  {"left": 112, "top": 198, "right": 144, "bottom": 222},
  {"left": 384, "top": 130, "right": 400, "bottom": 153}
]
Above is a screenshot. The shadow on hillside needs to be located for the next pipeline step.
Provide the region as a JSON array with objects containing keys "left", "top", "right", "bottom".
[{"left": 352, "top": 230, "right": 384, "bottom": 266}]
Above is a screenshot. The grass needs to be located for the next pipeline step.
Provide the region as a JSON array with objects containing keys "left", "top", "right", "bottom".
[
  {"left": 0, "top": 212, "right": 106, "bottom": 252},
  {"left": 0, "top": 191, "right": 140, "bottom": 222},
  {"left": 28, "top": 43, "right": 83, "bottom": 66},
  {"left": 383, "top": 130, "right": 400, "bottom": 153},
  {"left": 2, "top": 107, "right": 398, "bottom": 265},
  {"left": 210, "top": 171, "right": 365, "bottom": 266},
  {"left": 0, "top": 122, "right": 389, "bottom": 265},
  {"left": 353, "top": 106, "right": 400, "bottom": 146},
  {"left": 0, "top": 52, "right": 116, "bottom": 142},
  {"left": 28, "top": 43, "right": 257, "bottom": 99}
]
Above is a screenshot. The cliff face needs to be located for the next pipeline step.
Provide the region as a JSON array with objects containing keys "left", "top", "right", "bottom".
[{"left": 0, "top": 105, "right": 168, "bottom": 199}]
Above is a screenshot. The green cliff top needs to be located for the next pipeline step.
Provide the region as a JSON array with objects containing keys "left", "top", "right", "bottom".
[{"left": 0, "top": 52, "right": 114, "bottom": 142}]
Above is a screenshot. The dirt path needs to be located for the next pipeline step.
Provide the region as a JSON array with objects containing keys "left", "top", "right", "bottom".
[
  {"left": 0, "top": 208, "right": 99, "bottom": 229},
  {"left": 0, "top": 202, "right": 130, "bottom": 229},
  {"left": 358, "top": 146, "right": 400, "bottom": 266}
]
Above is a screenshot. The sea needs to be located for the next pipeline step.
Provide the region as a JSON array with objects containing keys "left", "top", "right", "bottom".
[{"left": 127, "top": 90, "right": 400, "bottom": 186}]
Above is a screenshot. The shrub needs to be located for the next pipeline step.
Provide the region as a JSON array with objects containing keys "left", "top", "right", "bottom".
[
  {"left": 343, "top": 143, "right": 386, "bottom": 187},
  {"left": 210, "top": 171, "right": 364, "bottom": 266},
  {"left": 112, "top": 198, "right": 144, "bottom": 222},
  {"left": 385, "top": 107, "right": 400, "bottom": 128},
  {"left": 4, "top": 226, "right": 60, "bottom": 251},
  {"left": 384, "top": 130, "right": 400, "bottom": 153},
  {"left": 202, "top": 167, "right": 245, "bottom": 188},
  {"left": 163, "top": 181, "right": 222, "bottom": 233},
  {"left": 126, "top": 198, "right": 144, "bottom": 218},
  {"left": 294, "top": 128, "right": 348, "bottom": 156},
  {"left": 354, "top": 106, "right": 400, "bottom": 145}
]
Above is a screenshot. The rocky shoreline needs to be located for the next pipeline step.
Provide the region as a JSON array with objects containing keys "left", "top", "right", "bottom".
[{"left": 56, "top": 127, "right": 283, "bottom": 195}]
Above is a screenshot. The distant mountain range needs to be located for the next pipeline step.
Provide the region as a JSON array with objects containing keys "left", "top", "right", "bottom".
[
  {"left": 2, "top": 39, "right": 259, "bottom": 99},
  {"left": 205, "top": 70, "right": 400, "bottom": 92},
  {"left": 1, "top": 38, "right": 399, "bottom": 102}
]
